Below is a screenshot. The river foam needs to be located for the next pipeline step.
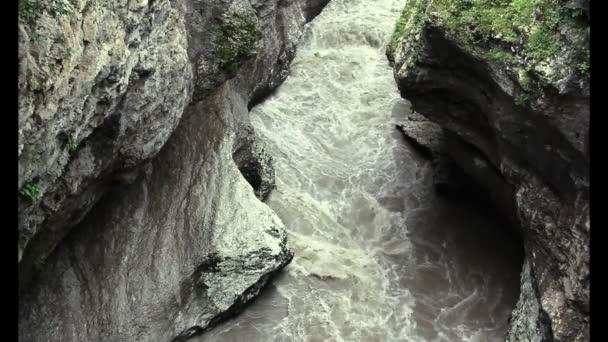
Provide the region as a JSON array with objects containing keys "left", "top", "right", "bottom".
[{"left": 196, "top": 0, "right": 522, "bottom": 340}]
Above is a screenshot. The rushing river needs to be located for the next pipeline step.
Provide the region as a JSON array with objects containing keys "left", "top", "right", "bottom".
[{"left": 198, "top": 0, "right": 522, "bottom": 340}]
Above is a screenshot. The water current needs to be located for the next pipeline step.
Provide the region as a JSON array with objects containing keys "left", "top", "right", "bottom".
[{"left": 198, "top": 0, "right": 523, "bottom": 340}]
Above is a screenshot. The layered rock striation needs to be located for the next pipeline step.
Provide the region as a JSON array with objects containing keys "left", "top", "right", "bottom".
[
  {"left": 388, "top": 0, "right": 589, "bottom": 340},
  {"left": 18, "top": 0, "right": 328, "bottom": 340}
]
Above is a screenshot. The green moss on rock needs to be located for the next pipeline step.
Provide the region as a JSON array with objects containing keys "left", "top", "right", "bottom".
[
  {"left": 20, "top": 182, "right": 41, "bottom": 201},
  {"left": 482, "top": 48, "right": 516, "bottom": 64},
  {"left": 387, "top": 0, "right": 428, "bottom": 63},
  {"left": 389, "top": 0, "right": 589, "bottom": 88},
  {"left": 215, "top": 11, "right": 262, "bottom": 74},
  {"left": 67, "top": 132, "right": 79, "bottom": 153},
  {"left": 19, "top": 0, "right": 73, "bottom": 24}
]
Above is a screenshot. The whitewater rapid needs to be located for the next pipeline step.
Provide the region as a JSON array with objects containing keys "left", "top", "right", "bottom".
[{"left": 196, "top": 0, "right": 522, "bottom": 341}]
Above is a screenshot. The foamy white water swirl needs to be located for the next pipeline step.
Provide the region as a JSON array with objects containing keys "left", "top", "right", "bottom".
[{"left": 197, "top": 0, "right": 522, "bottom": 341}]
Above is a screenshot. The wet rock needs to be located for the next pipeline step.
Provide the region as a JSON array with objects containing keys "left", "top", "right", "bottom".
[
  {"left": 389, "top": 2, "right": 589, "bottom": 340},
  {"left": 396, "top": 112, "right": 489, "bottom": 200},
  {"left": 233, "top": 125, "right": 276, "bottom": 201},
  {"left": 506, "top": 258, "right": 554, "bottom": 342},
  {"left": 18, "top": 0, "right": 329, "bottom": 340},
  {"left": 396, "top": 112, "right": 462, "bottom": 194},
  {"left": 396, "top": 112, "right": 443, "bottom": 158}
]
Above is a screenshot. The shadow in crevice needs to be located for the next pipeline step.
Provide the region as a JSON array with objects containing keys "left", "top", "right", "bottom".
[
  {"left": 232, "top": 127, "right": 276, "bottom": 202},
  {"left": 391, "top": 100, "right": 525, "bottom": 340}
]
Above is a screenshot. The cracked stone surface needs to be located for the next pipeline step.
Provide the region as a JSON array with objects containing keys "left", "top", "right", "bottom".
[{"left": 18, "top": 0, "right": 329, "bottom": 340}]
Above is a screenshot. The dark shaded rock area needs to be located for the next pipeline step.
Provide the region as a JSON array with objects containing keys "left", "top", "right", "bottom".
[
  {"left": 396, "top": 112, "right": 467, "bottom": 195},
  {"left": 390, "top": 17, "right": 589, "bottom": 342},
  {"left": 396, "top": 113, "right": 519, "bottom": 229}
]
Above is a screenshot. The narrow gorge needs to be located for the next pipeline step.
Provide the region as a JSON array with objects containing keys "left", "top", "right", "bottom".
[{"left": 18, "top": 0, "right": 589, "bottom": 341}]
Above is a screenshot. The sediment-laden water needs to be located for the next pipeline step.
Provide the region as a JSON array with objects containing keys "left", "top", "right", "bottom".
[{"left": 197, "top": 0, "right": 522, "bottom": 340}]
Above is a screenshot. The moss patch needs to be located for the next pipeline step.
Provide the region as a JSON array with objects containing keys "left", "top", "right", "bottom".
[
  {"left": 389, "top": 0, "right": 589, "bottom": 98},
  {"left": 19, "top": 0, "right": 73, "bottom": 24},
  {"left": 214, "top": 11, "right": 262, "bottom": 74},
  {"left": 387, "top": 0, "right": 428, "bottom": 61},
  {"left": 517, "top": 67, "right": 532, "bottom": 90},
  {"left": 20, "top": 182, "right": 41, "bottom": 201},
  {"left": 68, "top": 132, "right": 78, "bottom": 153},
  {"left": 28, "top": 78, "right": 40, "bottom": 91},
  {"left": 426, "top": 0, "right": 588, "bottom": 61}
]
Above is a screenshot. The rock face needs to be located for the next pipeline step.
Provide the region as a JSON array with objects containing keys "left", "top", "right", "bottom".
[
  {"left": 18, "top": 0, "right": 193, "bottom": 286},
  {"left": 388, "top": 1, "right": 589, "bottom": 341},
  {"left": 396, "top": 112, "right": 474, "bottom": 196},
  {"left": 18, "top": 0, "right": 328, "bottom": 341},
  {"left": 233, "top": 125, "right": 276, "bottom": 201},
  {"left": 396, "top": 113, "right": 518, "bottom": 229}
]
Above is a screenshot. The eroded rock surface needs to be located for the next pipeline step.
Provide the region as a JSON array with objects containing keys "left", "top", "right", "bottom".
[
  {"left": 19, "top": 0, "right": 193, "bottom": 287},
  {"left": 18, "top": 0, "right": 328, "bottom": 340},
  {"left": 388, "top": 1, "right": 589, "bottom": 340},
  {"left": 396, "top": 112, "right": 466, "bottom": 194},
  {"left": 233, "top": 125, "right": 276, "bottom": 201}
]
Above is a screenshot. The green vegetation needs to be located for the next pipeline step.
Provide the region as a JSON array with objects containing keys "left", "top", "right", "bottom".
[
  {"left": 68, "top": 133, "right": 78, "bottom": 153},
  {"left": 517, "top": 68, "right": 531, "bottom": 90},
  {"left": 388, "top": 7, "right": 408, "bottom": 56},
  {"left": 19, "top": 0, "right": 73, "bottom": 23},
  {"left": 214, "top": 11, "right": 262, "bottom": 73},
  {"left": 579, "top": 61, "right": 589, "bottom": 74},
  {"left": 129, "top": 71, "right": 140, "bottom": 82},
  {"left": 526, "top": 26, "right": 560, "bottom": 62},
  {"left": 20, "top": 182, "right": 41, "bottom": 201},
  {"left": 515, "top": 92, "right": 529, "bottom": 106},
  {"left": 28, "top": 78, "right": 40, "bottom": 91},
  {"left": 429, "top": 0, "right": 585, "bottom": 66},
  {"left": 483, "top": 48, "right": 516, "bottom": 63},
  {"left": 389, "top": 0, "right": 589, "bottom": 101},
  {"left": 387, "top": 0, "right": 427, "bottom": 60}
]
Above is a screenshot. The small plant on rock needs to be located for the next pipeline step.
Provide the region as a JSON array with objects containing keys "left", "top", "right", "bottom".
[
  {"left": 515, "top": 93, "right": 529, "bottom": 106},
  {"left": 19, "top": 0, "right": 74, "bottom": 24},
  {"left": 484, "top": 48, "right": 516, "bottom": 64},
  {"left": 68, "top": 133, "right": 78, "bottom": 153},
  {"left": 214, "top": 11, "right": 262, "bottom": 74},
  {"left": 20, "top": 182, "right": 41, "bottom": 201},
  {"left": 64, "top": 47, "right": 75, "bottom": 57},
  {"left": 28, "top": 78, "right": 40, "bottom": 91},
  {"left": 129, "top": 71, "right": 140, "bottom": 82}
]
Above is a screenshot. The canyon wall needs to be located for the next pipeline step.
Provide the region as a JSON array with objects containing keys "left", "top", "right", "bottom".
[
  {"left": 18, "top": 0, "right": 328, "bottom": 340},
  {"left": 388, "top": 0, "right": 589, "bottom": 340}
]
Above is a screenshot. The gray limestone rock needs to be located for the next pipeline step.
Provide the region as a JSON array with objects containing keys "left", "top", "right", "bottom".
[
  {"left": 233, "top": 125, "right": 276, "bottom": 201},
  {"left": 19, "top": 0, "right": 193, "bottom": 288},
  {"left": 18, "top": 0, "right": 329, "bottom": 341}
]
